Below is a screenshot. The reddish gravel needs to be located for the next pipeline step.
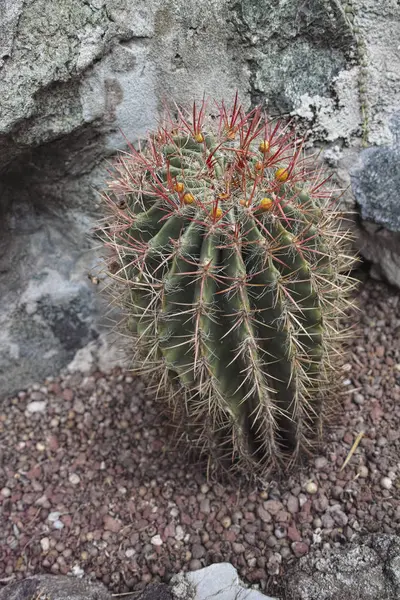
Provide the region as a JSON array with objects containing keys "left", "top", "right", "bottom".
[{"left": 0, "top": 278, "right": 399, "bottom": 596}]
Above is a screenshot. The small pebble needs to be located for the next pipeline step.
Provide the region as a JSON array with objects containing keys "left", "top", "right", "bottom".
[
  {"left": 314, "top": 457, "right": 328, "bottom": 469},
  {"left": 189, "top": 559, "right": 202, "bottom": 571},
  {"left": 380, "top": 477, "right": 393, "bottom": 490},
  {"left": 357, "top": 465, "right": 369, "bottom": 478},
  {"left": 69, "top": 473, "right": 81, "bottom": 485},
  {"left": 151, "top": 534, "right": 163, "bottom": 546},
  {"left": 353, "top": 393, "right": 364, "bottom": 405},
  {"left": 48, "top": 512, "right": 61, "bottom": 522},
  {"left": 40, "top": 538, "right": 50, "bottom": 552},
  {"left": 221, "top": 516, "right": 232, "bottom": 529},
  {"left": 291, "top": 541, "right": 309, "bottom": 557},
  {"left": 26, "top": 400, "right": 47, "bottom": 414},
  {"left": 305, "top": 481, "right": 318, "bottom": 495}
]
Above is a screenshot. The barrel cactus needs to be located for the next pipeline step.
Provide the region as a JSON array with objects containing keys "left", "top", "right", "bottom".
[{"left": 101, "top": 95, "right": 357, "bottom": 476}]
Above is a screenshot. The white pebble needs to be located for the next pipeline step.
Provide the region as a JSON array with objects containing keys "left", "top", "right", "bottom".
[
  {"left": 170, "top": 507, "right": 179, "bottom": 518},
  {"left": 53, "top": 520, "right": 64, "bottom": 530},
  {"left": 71, "top": 565, "right": 85, "bottom": 578},
  {"left": 48, "top": 511, "right": 61, "bottom": 522},
  {"left": 357, "top": 465, "right": 369, "bottom": 478},
  {"left": 151, "top": 534, "right": 163, "bottom": 546},
  {"left": 305, "top": 481, "right": 318, "bottom": 495},
  {"left": 40, "top": 537, "right": 50, "bottom": 552},
  {"left": 69, "top": 473, "right": 81, "bottom": 485},
  {"left": 298, "top": 493, "right": 308, "bottom": 507},
  {"left": 221, "top": 516, "right": 232, "bottom": 529},
  {"left": 1, "top": 487, "right": 11, "bottom": 498},
  {"left": 125, "top": 548, "right": 136, "bottom": 558},
  {"left": 26, "top": 400, "right": 47, "bottom": 414},
  {"left": 380, "top": 477, "right": 393, "bottom": 490},
  {"left": 36, "top": 442, "right": 46, "bottom": 452},
  {"left": 200, "top": 483, "right": 210, "bottom": 494},
  {"left": 175, "top": 525, "right": 185, "bottom": 541}
]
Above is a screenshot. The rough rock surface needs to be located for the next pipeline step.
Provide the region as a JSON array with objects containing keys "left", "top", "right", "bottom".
[
  {"left": 1, "top": 0, "right": 400, "bottom": 394},
  {"left": 351, "top": 114, "right": 400, "bottom": 286},
  {"left": 0, "top": 574, "right": 112, "bottom": 600},
  {"left": 352, "top": 115, "right": 400, "bottom": 231},
  {"left": 0, "top": 576, "right": 173, "bottom": 600},
  {"left": 284, "top": 534, "right": 400, "bottom": 600}
]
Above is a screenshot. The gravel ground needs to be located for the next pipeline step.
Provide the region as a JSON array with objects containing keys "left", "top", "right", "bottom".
[{"left": 1, "top": 278, "right": 400, "bottom": 597}]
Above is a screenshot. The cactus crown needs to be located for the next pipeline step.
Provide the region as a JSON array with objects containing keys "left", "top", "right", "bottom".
[{"left": 101, "top": 95, "right": 357, "bottom": 477}]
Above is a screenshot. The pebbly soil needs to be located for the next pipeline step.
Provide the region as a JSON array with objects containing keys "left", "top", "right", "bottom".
[{"left": 0, "top": 278, "right": 399, "bottom": 596}]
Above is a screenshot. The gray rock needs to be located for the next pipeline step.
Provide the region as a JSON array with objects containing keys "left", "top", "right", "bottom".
[
  {"left": 0, "top": 574, "right": 112, "bottom": 600},
  {"left": 351, "top": 115, "right": 400, "bottom": 287},
  {"left": 0, "top": 576, "right": 173, "bottom": 600},
  {"left": 171, "top": 563, "right": 278, "bottom": 600},
  {"left": 284, "top": 534, "right": 400, "bottom": 600},
  {"left": 357, "top": 216, "right": 400, "bottom": 289},
  {"left": 352, "top": 114, "right": 400, "bottom": 231},
  {"left": 230, "top": 0, "right": 354, "bottom": 114}
]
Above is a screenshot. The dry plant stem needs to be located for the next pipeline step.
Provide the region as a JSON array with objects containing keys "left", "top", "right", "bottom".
[{"left": 99, "top": 93, "right": 358, "bottom": 477}]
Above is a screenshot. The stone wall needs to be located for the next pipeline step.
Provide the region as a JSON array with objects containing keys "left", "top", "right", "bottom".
[{"left": 1, "top": 0, "right": 399, "bottom": 396}]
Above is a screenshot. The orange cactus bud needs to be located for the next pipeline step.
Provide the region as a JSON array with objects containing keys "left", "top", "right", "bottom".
[
  {"left": 240, "top": 199, "right": 249, "bottom": 207},
  {"left": 194, "top": 132, "right": 204, "bottom": 143},
  {"left": 174, "top": 182, "right": 185, "bottom": 193},
  {"left": 255, "top": 161, "right": 264, "bottom": 171},
  {"left": 218, "top": 192, "right": 230, "bottom": 200},
  {"left": 275, "top": 168, "right": 289, "bottom": 182},
  {"left": 227, "top": 128, "right": 236, "bottom": 140},
  {"left": 259, "top": 140, "right": 270, "bottom": 154},
  {"left": 183, "top": 192, "right": 195, "bottom": 205},
  {"left": 211, "top": 206, "right": 223, "bottom": 220},
  {"left": 259, "top": 197, "right": 274, "bottom": 211}
]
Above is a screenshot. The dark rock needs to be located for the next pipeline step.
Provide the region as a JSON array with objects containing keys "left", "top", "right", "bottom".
[
  {"left": 352, "top": 115, "right": 400, "bottom": 232},
  {"left": 351, "top": 115, "right": 400, "bottom": 287},
  {"left": 0, "top": 574, "right": 112, "bottom": 600},
  {"left": 137, "top": 583, "right": 173, "bottom": 600},
  {"left": 284, "top": 534, "right": 400, "bottom": 600}
]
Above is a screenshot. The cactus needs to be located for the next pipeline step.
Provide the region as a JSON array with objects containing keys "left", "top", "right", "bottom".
[{"left": 101, "top": 95, "right": 357, "bottom": 476}]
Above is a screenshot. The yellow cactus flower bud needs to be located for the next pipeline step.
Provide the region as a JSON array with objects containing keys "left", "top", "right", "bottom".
[
  {"left": 275, "top": 168, "right": 289, "bottom": 182},
  {"left": 218, "top": 192, "right": 230, "bottom": 200},
  {"left": 259, "top": 140, "right": 270, "bottom": 154},
  {"left": 259, "top": 197, "right": 274, "bottom": 211},
  {"left": 183, "top": 192, "right": 195, "bottom": 205},
  {"left": 174, "top": 182, "right": 185, "bottom": 193},
  {"left": 194, "top": 132, "right": 204, "bottom": 143},
  {"left": 211, "top": 207, "right": 223, "bottom": 220}
]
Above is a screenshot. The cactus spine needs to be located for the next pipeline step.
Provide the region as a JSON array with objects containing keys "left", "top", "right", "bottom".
[{"left": 102, "top": 95, "right": 357, "bottom": 476}]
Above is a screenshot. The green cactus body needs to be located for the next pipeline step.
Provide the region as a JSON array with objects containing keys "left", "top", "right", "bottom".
[{"left": 103, "top": 96, "right": 357, "bottom": 475}]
